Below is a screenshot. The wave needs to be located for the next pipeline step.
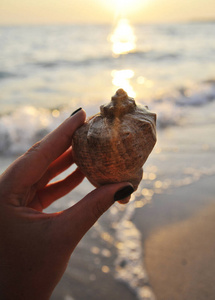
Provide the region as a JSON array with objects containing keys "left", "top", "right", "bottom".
[
  {"left": 114, "top": 198, "right": 156, "bottom": 299},
  {"left": 27, "top": 49, "right": 182, "bottom": 70},
  {"left": 0, "top": 106, "right": 60, "bottom": 155},
  {"left": 0, "top": 71, "right": 17, "bottom": 80},
  {"left": 151, "top": 80, "right": 215, "bottom": 128},
  {"left": 0, "top": 79, "right": 215, "bottom": 155},
  {"left": 176, "top": 81, "right": 215, "bottom": 106},
  {"left": 124, "top": 50, "right": 181, "bottom": 61},
  {"left": 31, "top": 55, "right": 114, "bottom": 69}
]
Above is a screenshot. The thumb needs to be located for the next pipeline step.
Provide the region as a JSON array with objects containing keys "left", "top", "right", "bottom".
[{"left": 56, "top": 182, "right": 134, "bottom": 250}]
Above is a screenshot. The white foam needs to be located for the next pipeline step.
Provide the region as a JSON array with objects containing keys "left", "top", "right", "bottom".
[
  {"left": 176, "top": 82, "right": 215, "bottom": 106},
  {"left": 1, "top": 80, "right": 215, "bottom": 155},
  {"left": 0, "top": 106, "right": 61, "bottom": 155},
  {"left": 114, "top": 197, "right": 156, "bottom": 300}
]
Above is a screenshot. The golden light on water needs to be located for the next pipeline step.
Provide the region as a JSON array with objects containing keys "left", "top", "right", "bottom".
[
  {"left": 110, "top": 18, "right": 136, "bottom": 55},
  {"left": 110, "top": 18, "right": 136, "bottom": 97},
  {"left": 109, "top": 7, "right": 154, "bottom": 98},
  {"left": 102, "top": 265, "right": 110, "bottom": 273},
  {"left": 91, "top": 246, "right": 100, "bottom": 254},
  {"left": 111, "top": 69, "right": 136, "bottom": 97},
  {"left": 154, "top": 180, "right": 163, "bottom": 188},
  {"left": 52, "top": 109, "right": 60, "bottom": 118},
  {"left": 101, "top": 232, "right": 114, "bottom": 244}
]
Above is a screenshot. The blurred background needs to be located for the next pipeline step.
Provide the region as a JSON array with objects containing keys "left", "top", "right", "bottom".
[{"left": 1, "top": 1, "right": 215, "bottom": 299}]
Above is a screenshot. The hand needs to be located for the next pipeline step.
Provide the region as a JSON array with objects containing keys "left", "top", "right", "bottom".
[{"left": 0, "top": 109, "right": 134, "bottom": 300}]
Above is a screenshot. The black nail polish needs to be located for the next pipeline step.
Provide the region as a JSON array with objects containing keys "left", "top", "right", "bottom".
[
  {"left": 114, "top": 185, "right": 134, "bottom": 202},
  {"left": 70, "top": 108, "right": 82, "bottom": 116}
]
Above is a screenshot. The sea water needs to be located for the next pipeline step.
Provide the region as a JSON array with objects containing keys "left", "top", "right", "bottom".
[
  {"left": 1, "top": 23, "right": 215, "bottom": 154},
  {"left": 1, "top": 22, "right": 215, "bottom": 299}
]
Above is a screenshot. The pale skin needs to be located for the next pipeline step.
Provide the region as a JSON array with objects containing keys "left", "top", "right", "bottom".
[{"left": 0, "top": 109, "right": 133, "bottom": 300}]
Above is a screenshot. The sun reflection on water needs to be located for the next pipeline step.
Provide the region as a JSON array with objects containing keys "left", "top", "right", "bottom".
[
  {"left": 110, "top": 18, "right": 136, "bottom": 97},
  {"left": 110, "top": 18, "right": 136, "bottom": 55},
  {"left": 111, "top": 69, "right": 136, "bottom": 97}
]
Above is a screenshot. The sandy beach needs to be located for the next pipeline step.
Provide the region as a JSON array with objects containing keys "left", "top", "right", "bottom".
[
  {"left": 133, "top": 115, "right": 215, "bottom": 300},
  {"left": 135, "top": 174, "right": 215, "bottom": 300}
]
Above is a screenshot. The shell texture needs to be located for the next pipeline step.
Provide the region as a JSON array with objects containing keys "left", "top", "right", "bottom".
[{"left": 72, "top": 89, "right": 157, "bottom": 190}]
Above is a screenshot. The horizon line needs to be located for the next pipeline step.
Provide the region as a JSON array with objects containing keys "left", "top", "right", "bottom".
[{"left": 0, "top": 18, "right": 215, "bottom": 27}]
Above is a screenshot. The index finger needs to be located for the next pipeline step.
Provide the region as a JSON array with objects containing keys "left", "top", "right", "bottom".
[{"left": 2, "top": 109, "right": 86, "bottom": 190}]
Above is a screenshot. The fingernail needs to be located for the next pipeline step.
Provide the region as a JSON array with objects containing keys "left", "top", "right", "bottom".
[
  {"left": 114, "top": 185, "right": 134, "bottom": 202},
  {"left": 70, "top": 108, "right": 82, "bottom": 116}
]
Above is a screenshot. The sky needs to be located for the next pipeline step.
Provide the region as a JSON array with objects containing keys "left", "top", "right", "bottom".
[{"left": 1, "top": 0, "right": 215, "bottom": 25}]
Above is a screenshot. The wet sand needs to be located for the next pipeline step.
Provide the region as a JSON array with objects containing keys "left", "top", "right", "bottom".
[{"left": 135, "top": 174, "right": 215, "bottom": 300}]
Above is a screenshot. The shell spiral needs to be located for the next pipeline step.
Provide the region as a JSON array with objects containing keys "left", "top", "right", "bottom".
[{"left": 72, "top": 89, "right": 157, "bottom": 190}]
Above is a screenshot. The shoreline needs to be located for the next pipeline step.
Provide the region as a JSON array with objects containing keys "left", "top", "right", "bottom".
[{"left": 134, "top": 174, "right": 215, "bottom": 300}]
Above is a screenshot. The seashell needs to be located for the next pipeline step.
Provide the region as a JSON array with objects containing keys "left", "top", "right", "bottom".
[{"left": 72, "top": 88, "right": 157, "bottom": 190}]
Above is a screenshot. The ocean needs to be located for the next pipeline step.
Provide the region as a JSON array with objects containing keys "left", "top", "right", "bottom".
[{"left": 1, "top": 22, "right": 215, "bottom": 299}]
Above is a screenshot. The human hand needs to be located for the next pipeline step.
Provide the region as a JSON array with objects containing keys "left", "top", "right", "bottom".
[{"left": 0, "top": 109, "right": 134, "bottom": 300}]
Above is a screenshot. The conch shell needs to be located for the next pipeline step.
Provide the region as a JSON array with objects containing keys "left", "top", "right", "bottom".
[{"left": 72, "top": 89, "right": 156, "bottom": 190}]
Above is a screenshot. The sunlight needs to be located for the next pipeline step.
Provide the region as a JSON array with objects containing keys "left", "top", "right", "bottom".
[
  {"left": 104, "top": 0, "right": 144, "bottom": 17},
  {"left": 111, "top": 69, "right": 136, "bottom": 97},
  {"left": 115, "top": 0, "right": 137, "bottom": 14},
  {"left": 110, "top": 18, "right": 136, "bottom": 55}
]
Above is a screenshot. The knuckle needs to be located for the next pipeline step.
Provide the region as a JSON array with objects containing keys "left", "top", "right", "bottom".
[
  {"left": 26, "top": 141, "right": 42, "bottom": 155},
  {"left": 25, "top": 141, "right": 50, "bottom": 164}
]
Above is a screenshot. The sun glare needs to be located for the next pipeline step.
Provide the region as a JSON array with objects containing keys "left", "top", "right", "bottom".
[
  {"left": 115, "top": 0, "right": 136, "bottom": 14},
  {"left": 108, "top": 0, "right": 143, "bottom": 17},
  {"left": 112, "top": 70, "right": 136, "bottom": 98},
  {"left": 110, "top": 18, "right": 136, "bottom": 55},
  {"left": 108, "top": 1, "right": 139, "bottom": 98}
]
